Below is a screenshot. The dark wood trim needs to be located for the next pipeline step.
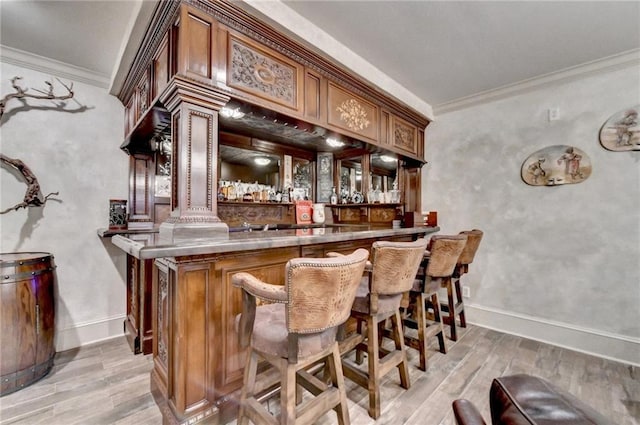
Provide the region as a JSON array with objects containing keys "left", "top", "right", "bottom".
[{"left": 119, "top": 0, "right": 430, "bottom": 130}]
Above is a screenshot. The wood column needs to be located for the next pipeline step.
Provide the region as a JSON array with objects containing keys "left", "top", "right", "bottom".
[{"left": 158, "top": 75, "right": 231, "bottom": 242}]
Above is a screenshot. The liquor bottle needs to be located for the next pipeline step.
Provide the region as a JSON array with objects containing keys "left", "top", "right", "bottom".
[{"left": 330, "top": 187, "right": 338, "bottom": 205}]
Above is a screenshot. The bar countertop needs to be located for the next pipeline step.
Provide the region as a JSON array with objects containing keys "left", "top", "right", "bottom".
[{"left": 111, "top": 224, "right": 439, "bottom": 260}]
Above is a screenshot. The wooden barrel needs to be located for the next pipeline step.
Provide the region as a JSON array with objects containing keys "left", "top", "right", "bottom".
[{"left": 0, "top": 252, "right": 56, "bottom": 395}]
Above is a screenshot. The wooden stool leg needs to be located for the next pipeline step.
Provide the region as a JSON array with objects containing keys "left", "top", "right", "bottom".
[
  {"left": 367, "top": 315, "right": 381, "bottom": 419},
  {"left": 416, "top": 292, "right": 428, "bottom": 371},
  {"left": 238, "top": 348, "right": 259, "bottom": 425},
  {"left": 280, "top": 361, "right": 297, "bottom": 425},
  {"left": 430, "top": 292, "right": 447, "bottom": 354},
  {"left": 454, "top": 278, "right": 466, "bottom": 328},
  {"left": 329, "top": 343, "right": 351, "bottom": 425},
  {"left": 445, "top": 277, "right": 458, "bottom": 341},
  {"left": 355, "top": 318, "right": 364, "bottom": 365},
  {"left": 391, "top": 311, "right": 410, "bottom": 389}
]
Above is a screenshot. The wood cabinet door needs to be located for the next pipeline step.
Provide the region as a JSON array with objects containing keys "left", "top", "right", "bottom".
[
  {"left": 304, "top": 68, "right": 326, "bottom": 122},
  {"left": 178, "top": 5, "right": 217, "bottom": 84},
  {"left": 214, "top": 248, "right": 299, "bottom": 394},
  {"left": 226, "top": 32, "right": 304, "bottom": 112},
  {"left": 327, "top": 82, "right": 378, "bottom": 142}
]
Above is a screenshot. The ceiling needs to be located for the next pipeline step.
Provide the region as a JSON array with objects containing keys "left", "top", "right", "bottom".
[{"left": 1, "top": 1, "right": 638, "bottom": 114}]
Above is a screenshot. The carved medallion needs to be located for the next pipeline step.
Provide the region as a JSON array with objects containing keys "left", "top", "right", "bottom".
[
  {"left": 336, "top": 99, "right": 370, "bottom": 131},
  {"left": 229, "top": 38, "right": 295, "bottom": 105}
]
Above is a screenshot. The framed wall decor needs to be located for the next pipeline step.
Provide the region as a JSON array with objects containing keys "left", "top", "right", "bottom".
[
  {"left": 521, "top": 145, "right": 591, "bottom": 186},
  {"left": 599, "top": 105, "right": 639, "bottom": 151}
]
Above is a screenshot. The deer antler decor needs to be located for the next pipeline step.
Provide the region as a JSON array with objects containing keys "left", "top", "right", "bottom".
[
  {"left": 0, "top": 76, "right": 72, "bottom": 214},
  {"left": 0, "top": 76, "right": 74, "bottom": 119}
]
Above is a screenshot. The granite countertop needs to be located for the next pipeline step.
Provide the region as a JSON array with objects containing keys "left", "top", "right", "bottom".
[{"left": 111, "top": 224, "right": 439, "bottom": 259}]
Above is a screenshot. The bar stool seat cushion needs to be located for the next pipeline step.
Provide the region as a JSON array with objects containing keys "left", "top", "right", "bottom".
[
  {"left": 352, "top": 276, "right": 403, "bottom": 315},
  {"left": 239, "top": 303, "right": 338, "bottom": 359}
]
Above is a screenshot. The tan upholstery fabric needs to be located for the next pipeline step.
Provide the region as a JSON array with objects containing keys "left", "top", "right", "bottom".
[
  {"left": 369, "top": 239, "right": 428, "bottom": 295},
  {"left": 249, "top": 303, "right": 339, "bottom": 359},
  {"left": 352, "top": 277, "right": 403, "bottom": 315},
  {"left": 232, "top": 248, "right": 369, "bottom": 360},
  {"left": 457, "top": 229, "right": 483, "bottom": 266},
  {"left": 286, "top": 249, "right": 370, "bottom": 333},
  {"left": 352, "top": 239, "right": 427, "bottom": 315},
  {"left": 425, "top": 235, "right": 468, "bottom": 277}
]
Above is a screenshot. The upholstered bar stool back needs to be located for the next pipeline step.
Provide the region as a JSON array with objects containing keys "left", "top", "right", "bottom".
[
  {"left": 405, "top": 234, "right": 468, "bottom": 370},
  {"left": 340, "top": 238, "right": 428, "bottom": 419},
  {"left": 443, "top": 229, "right": 484, "bottom": 341},
  {"left": 233, "top": 248, "right": 369, "bottom": 425}
]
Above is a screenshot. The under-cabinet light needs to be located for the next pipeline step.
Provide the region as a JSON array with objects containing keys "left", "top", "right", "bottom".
[
  {"left": 220, "top": 107, "right": 245, "bottom": 119},
  {"left": 254, "top": 157, "right": 271, "bottom": 166},
  {"left": 380, "top": 155, "right": 397, "bottom": 163},
  {"left": 326, "top": 138, "right": 345, "bottom": 147}
]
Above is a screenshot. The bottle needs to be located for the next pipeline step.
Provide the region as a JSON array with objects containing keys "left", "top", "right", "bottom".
[{"left": 330, "top": 187, "right": 338, "bottom": 205}]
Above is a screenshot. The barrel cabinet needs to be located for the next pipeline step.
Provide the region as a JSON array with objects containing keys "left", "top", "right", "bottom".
[{"left": 0, "top": 252, "right": 56, "bottom": 395}]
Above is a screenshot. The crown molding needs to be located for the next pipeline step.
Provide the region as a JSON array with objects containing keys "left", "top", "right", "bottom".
[
  {"left": 434, "top": 49, "right": 640, "bottom": 115},
  {"left": 0, "top": 45, "right": 110, "bottom": 89}
]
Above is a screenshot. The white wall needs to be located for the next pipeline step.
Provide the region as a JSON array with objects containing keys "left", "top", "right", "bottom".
[
  {"left": 423, "top": 62, "right": 640, "bottom": 365},
  {"left": 0, "top": 59, "right": 129, "bottom": 351}
]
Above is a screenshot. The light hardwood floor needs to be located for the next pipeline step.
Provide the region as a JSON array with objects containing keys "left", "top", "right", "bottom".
[{"left": 1, "top": 325, "right": 638, "bottom": 424}]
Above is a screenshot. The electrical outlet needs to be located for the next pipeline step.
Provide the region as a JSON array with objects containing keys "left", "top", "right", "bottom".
[
  {"left": 548, "top": 107, "right": 560, "bottom": 121},
  {"left": 462, "top": 286, "right": 471, "bottom": 298}
]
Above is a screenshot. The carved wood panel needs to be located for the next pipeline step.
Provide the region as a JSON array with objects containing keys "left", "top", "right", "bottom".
[
  {"left": 391, "top": 115, "right": 418, "bottom": 156},
  {"left": 217, "top": 203, "right": 295, "bottom": 227},
  {"left": 154, "top": 260, "right": 169, "bottom": 378},
  {"left": 227, "top": 33, "right": 302, "bottom": 110},
  {"left": 328, "top": 82, "right": 378, "bottom": 142},
  {"left": 125, "top": 97, "right": 136, "bottom": 137},
  {"left": 338, "top": 206, "right": 364, "bottom": 223},
  {"left": 368, "top": 206, "right": 397, "bottom": 223},
  {"left": 136, "top": 69, "right": 150, "bottom": 119}
]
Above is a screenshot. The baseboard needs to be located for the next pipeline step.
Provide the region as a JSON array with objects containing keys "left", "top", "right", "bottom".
[
  {"left": 0, "top": 45, "right": 110, "bottom": 89},
  {"left": 466, "top": 304, "right": 640, "bottom": 367},
  {"left": 55, "top": 315, "right": 126, "bottom": 352}
]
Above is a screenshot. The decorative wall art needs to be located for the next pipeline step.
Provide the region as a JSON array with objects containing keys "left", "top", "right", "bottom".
[
  {"left": 1, "top": 77, "right": 78, "bottom": 214},
  {"left": 599, "top": 105, "right": 639, "bottom": 151},
  {"left": 521, "top": 145, "right": 591, "bottom": 186}
]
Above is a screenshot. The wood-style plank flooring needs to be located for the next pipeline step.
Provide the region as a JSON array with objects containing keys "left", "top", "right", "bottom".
[{"left": 1, "top": 325, "right": 638, "bottom": 424}]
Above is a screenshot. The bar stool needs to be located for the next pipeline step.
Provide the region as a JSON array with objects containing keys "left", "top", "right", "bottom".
[
  {"left": 442, "top": 229, "right": 484, "bottom": 341},
  {"left": 339, "top": 238, "right": 427, "bottom": 419},
  {"left": 232, "top": 248, "right": 369, "bottom": 425},
  {"left": 403, "top": 234, "right": 467, "bottom": 370}
]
